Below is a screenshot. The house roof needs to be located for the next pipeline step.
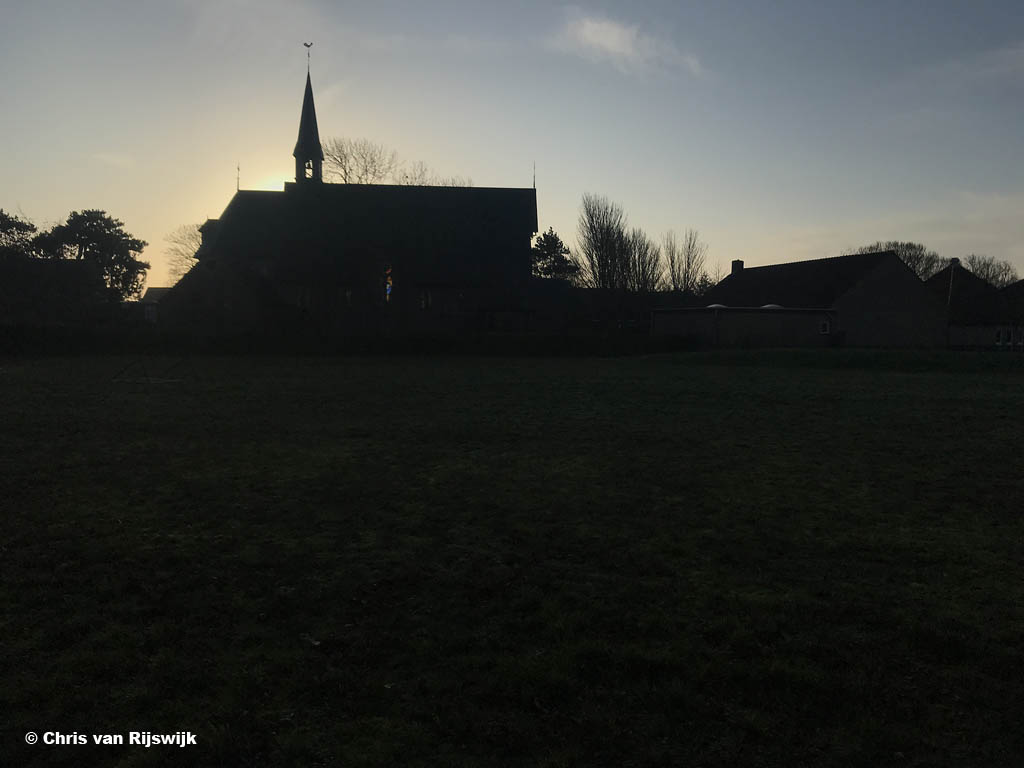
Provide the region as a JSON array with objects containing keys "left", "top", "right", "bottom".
[
  {"left": 293, "top": 72, "right": 324, "bottom": 161},
  {"left": 140, "top": 287, "right": 172, "bottom": 304},
  {"left": 201, "top": 183, "right": 538, "bottom": 262},
  {"left": 1003, "top": 279, "right": 1024, "bottom": 323},
  {"left": 703, "top": 251, "right": 897, "bottom": 308},
  {"left": 924, "top": 260, "right": 1008, "bottom": 325}
]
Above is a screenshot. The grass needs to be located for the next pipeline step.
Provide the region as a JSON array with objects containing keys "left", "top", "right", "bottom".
[{"left": 2, "top": 349, "right": 1024, "bottom": 766}]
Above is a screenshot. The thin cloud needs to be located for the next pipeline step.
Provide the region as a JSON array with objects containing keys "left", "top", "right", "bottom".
[
  {"left": 881, "top": 39, "right": 1024, "bottom": 100},
  {"left": 356, "top": 31, "right": 512, "bottom": 58},
  {"left": 554, "top": 11, "right": 701, "bottom": 76},
  {"left": 946, "top": 40, "right": 1024, "bottom": 86}
]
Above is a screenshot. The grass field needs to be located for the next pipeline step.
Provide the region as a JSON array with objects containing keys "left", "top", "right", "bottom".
[{"left": 3, "top": 350, "right": 1024, "bottom": 766}]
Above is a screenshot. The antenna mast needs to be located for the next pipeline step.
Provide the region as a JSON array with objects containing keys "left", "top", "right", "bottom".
[{"left": 236, "top": 162, "right": 240, "bottom": 192}]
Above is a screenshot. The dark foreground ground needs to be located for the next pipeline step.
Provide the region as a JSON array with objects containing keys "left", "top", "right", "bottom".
[{"left": 3, "top": 350, "right": 1023, "bottom": 767}]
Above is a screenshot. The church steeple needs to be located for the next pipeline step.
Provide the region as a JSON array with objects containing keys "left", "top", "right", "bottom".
[{"left": 293, "top": 71, "right": 324, "bottom": 183}]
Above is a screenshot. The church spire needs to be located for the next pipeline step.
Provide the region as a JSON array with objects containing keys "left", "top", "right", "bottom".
[{"left": 293, "top": 68, "right": 324, "bottom": 183}]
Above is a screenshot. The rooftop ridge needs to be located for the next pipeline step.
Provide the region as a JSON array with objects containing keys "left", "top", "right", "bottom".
[{"left": 738, "top": 250, "right": 895, "bottom": 272}]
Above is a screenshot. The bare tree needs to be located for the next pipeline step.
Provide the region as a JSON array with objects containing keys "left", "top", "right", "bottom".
[
  {"left": 394, "top": 161, "right": 473, "bottom": 187},
  {"left": 664, "top": 228, "right": 708, "bottom": 293},
  {"left": 575, "top": 193, "right": 629, "bottom": 290},
  {"left": 693, "top": 259, "right": 724, "bottom": 297},
  {"left": 964, "top": 254, "right": 1019, "bottom": 288},
  {"left": 323, "top": 136, "right": 473, "bottom": 187},
  {"left": 322, "top": 138, "right": 400, "bottom": 184},
  {"left": 574, "top": 195, "right": 666, "bottom": 292},
  {"left": 857, "top": 241, "right": 946, "bottom": 280},
  {"left": 679, "top": 228, "right": 708, "bottom": 294},
  {"left": 431, "top": 175, "right": 474, "bottom": 187},
  {"left": 625, "top": 227, "right": 663, "bottom": 292},
  {"left": 394, "top": 160, "right": 434, "bottom": 186},
  {"left": 165, "top": 224, "right": 202, "bottom": 284},
  {"left": 664, "top": 230, "right": 683, "bottom": 291}
]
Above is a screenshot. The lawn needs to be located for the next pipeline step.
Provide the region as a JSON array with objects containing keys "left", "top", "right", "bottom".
[{"left": 3, "top": 350, "right": 1024, "bottom": 766}]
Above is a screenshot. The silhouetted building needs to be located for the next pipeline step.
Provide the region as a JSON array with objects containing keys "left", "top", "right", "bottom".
[
  {"left": 139, "top": 287, "right": 172, "bottom": 324},
  {"left": 161, "top": 71, "right": 537, "bottom": 335},
  {"left": 1003, "top": 279, "right": 1024, "bottom": 321},
  {"left": 1003, "top": 279, "right": 1024, "bottom": 349},
  {"left": 652, "top": 251, "right": 946, "bottom": 347},
  {"left": 0, "top": 254, "right": 107, "bottom": 327},
  {"left": 924, "top": 258, "right": 1017, "bottom": 348}
]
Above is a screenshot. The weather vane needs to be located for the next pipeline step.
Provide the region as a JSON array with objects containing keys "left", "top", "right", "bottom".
[{"left": 303, "top": 41, "right": 313, "bottom": 73}]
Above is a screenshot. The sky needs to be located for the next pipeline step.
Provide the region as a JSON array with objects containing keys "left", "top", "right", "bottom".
[{"left": 2, "top": 0, "right": 1023, "bottom": 287}]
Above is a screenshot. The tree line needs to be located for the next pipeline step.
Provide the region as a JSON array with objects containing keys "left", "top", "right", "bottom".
[
  {"left": 532, "top": 193, "right": 717, "bottom": 296},
  {"left": 1, "top": 208, "right": 149, "bottom": 301},
  {"left": 853, "top": 241, "right": 1018, "bottom": 287},
  {"left": 531, "top": 195, "right": 1021, "bottom": 295}
]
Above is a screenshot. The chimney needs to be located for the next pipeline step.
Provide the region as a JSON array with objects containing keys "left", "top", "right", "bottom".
[
  {"left": 950, "top": 257, "right": 960, "bottom": 267},
  {"left": 731, "top": 259, "right": 744, "bottom": 276}
]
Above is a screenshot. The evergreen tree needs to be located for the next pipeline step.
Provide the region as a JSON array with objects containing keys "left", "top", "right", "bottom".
[
  {"left": 33, "top": 210, "right": 149, "bottom": 300},
  {"left": 531, "top": 227, "right": 580, "bottom": 282}
]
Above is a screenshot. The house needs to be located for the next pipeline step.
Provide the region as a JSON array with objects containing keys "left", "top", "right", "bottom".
[
  {"left": 1003, "top": 279, "right": 1024, "bottom": 321},
  {"left": 1003, "top": 279, "right": 1024, "bottom": 349},
  {"left": 139, "top": 286, "right": 172, "bottom": 324},
  {"left": 924, "top": 258, "right": 1017, "bottom": 348},
  {"left": 652, "top": 251, "right": 946, "bottom": 347},
  {"left": 159, "top": 71, "right": 537, "bottom": 335}
]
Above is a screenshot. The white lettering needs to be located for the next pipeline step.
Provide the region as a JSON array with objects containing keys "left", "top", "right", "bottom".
[
  {"left": 127, "top": 731, "right": 196, "bottom": 747},
  {"left": 43, "top": 732, "right": 87, "bottom": 745}
]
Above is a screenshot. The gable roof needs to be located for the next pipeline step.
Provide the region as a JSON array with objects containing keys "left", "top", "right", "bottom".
[
  {"left": 925, "top": 260, "right": 1009, "bottom": 325},
  {"left": 703, "top": 251, "right": 897, "bottom": 308},
  {"left": 140, "top": 287, "right": 172, "bottom": 304}
]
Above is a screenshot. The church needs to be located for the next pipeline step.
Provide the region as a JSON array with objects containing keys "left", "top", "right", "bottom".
[{"left": 160, "top": 70, "right": 538, "bottom": 335}]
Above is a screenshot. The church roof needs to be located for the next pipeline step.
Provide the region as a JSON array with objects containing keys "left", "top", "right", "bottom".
[
  {"left": 703, "top": 251, "right": 897, "bottom": 308},
  {"left": 293, "top": 72, "right": 324, "bottom": 161},
  {"left": 200, "top": 184, "right": 538, "bottom": 265}
]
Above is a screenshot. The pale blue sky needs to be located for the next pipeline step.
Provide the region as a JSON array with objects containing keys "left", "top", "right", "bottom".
[{"left": 2, "top": 0, "right": 1022, "bottom": 286}]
